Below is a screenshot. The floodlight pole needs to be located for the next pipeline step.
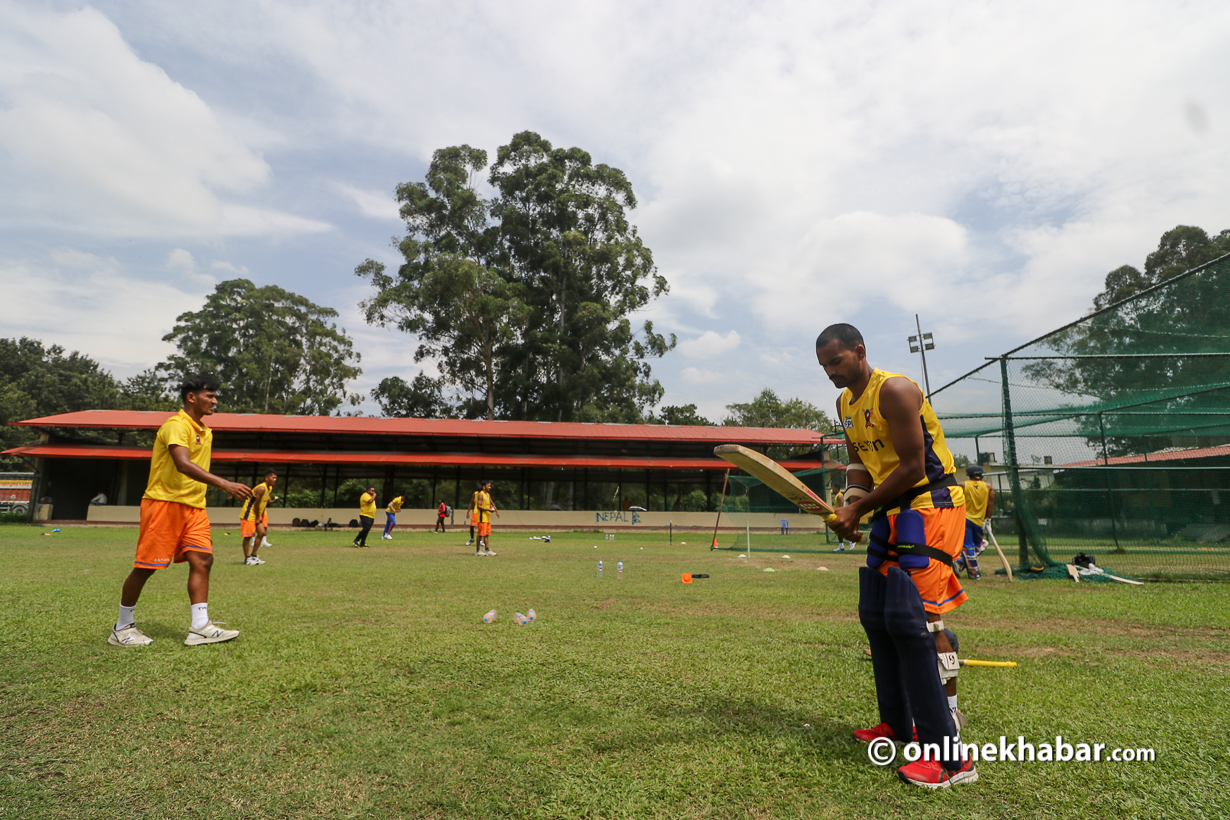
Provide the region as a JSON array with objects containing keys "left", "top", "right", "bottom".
[{"left": 907, "top": 314, "right": 935, "bottom": 401}]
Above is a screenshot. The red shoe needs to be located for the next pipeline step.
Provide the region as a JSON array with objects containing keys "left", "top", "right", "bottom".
[
  {"left": 852, "top": 722, "right": 919, "bottom": 743},
  {"left": 897, "top": 757, "right": 978, "bottom": 789}
]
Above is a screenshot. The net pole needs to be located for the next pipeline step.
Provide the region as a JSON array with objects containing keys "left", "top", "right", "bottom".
[
  {"left": 1000, "top": 357, "right": 1028, "bottom": 567},
  {"left": 1099, "top": 412, "right": 1122, "bottom": 552},
  {"left": 710, "top": 469, "right": 730, "bottom": 549},
  {"left": 746, "top": 521, "right": 751, "bottom": 553}
]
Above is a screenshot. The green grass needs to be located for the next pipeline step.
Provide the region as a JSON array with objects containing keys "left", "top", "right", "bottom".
[{"left": 1, "top": 524, "right": 1228, "bottom": 819}]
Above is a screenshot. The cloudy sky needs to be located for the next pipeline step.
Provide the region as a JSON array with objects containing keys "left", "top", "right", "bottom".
[{"left": 2, "top": 0, "right": 1228, "bottom": 425}]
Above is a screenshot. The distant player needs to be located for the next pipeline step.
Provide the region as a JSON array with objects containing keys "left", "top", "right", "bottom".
[
  {"left": 434, "top": 499, "right": 448, "bottom": 533},
  {"left": 466, "top": 482, "right": 482, "bottom": 547},
  {"left": 353, "top": 486, "right": 377, "bottom": 548},
  {"left": 382, "top": 491, "right": 404, "bottom": 540},
  {"left": 957, "top": 465, "right": 994, "bottom": 580},
  {"left": 108, "top": 374, "right": 252, "bottom": 647},
  {"left": 240, "top": 469, "right": 277, "bottom": 565},
  {"left": 818, "top": 324, "right": 976, "bottom": 789},
  {"left": 475, "top": 480, "right": 499, "bottom": 556}
]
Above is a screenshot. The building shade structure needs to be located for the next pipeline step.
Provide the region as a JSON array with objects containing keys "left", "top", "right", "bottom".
[{"left": 6, "top": 411, "right": 845, "bottom": 521}]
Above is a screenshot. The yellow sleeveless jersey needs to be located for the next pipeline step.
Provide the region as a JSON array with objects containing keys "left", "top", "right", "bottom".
[
  {"left": 963, "top": 479, "right": 989, "bottom": 523},
  {"left": 839, "top": 369, "right": 964, "bottom": 515},
  {"left": 476, "top": 491, "right": 494, "bottom": 523},
  {"left": 241, "top": 481, "right": 270, "bottom": 521}
]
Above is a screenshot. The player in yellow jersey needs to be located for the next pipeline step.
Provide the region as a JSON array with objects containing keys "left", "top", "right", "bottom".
[
  {"left": 108, "top": 374, "right": 252, "bottom": 648},
  {"left": 817, "top": 323, "right": 976, "bottom": 789},
  {"left": 353, "top": 486, "right": 377, "bottom": 547},
  {"left": 957, "top": 465, "right": 994, "bottom": 580},
  {"left": 474, "top": 480, "right": 499, "bottom": 556},
  {"left": 382, "top": 491, "right": 404, "bottom": 540},
  {"left": 240, "top": 469, "right": 277, "bottom": 565},
  {"left": 466, "top": 482, "right": 482, "bottom": 547}
]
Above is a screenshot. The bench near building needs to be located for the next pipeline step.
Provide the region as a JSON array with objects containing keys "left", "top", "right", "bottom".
[{"left": 4, "top": 411, "right": 845, "bottom": 532}]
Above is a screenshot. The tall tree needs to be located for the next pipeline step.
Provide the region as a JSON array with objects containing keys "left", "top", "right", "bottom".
[
  {"left": 370, "top": 374, "right": 455, "bottom": 419},
  {"left": 1025, "top": 225, "right": 1230, "bottom": 455},
  {"left": 649, "top": 404, "right": 714, "bottom": 426},
  {"left": 357, "top": 146, "right": 528, "bottom": 420},
  {"left": 160, "top": 279, "right": 362, "bottom": 415},
  {"left": 0, "top": 338, "right": 123, "bottom": 464},
  {"left": 723, "top": 388, "right": 834, "bottom": 458},
  {"left": 490, "top": 131, "right": 674, "bottom": 423}
]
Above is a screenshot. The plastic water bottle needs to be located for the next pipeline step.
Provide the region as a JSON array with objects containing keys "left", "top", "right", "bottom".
[
  {"left": 597, "top": 559, "right": 604, "bottom": 578},
  {"left": 617, "top": 559, "right": 623, "bottom": 578},
  {"left": 514, "top": 612, "right": 529, "bottom": 625},
  {"left": 482, "top": 609, "right": 497, "bottom": 623},
  {"left": 527, "top": 608, "right": 536, "bottom": 622}
]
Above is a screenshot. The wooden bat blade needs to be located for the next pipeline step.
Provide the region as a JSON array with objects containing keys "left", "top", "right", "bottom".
[
  {"left": 713, "top": 444, "right": 834, "bottom": 517},
  {"left": 984, "top": 525, "right": 1014, "bottom": 582}
]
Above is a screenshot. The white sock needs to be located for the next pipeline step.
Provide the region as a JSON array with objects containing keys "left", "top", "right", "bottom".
[
  {"left": 116, "top": 604, "right": 136, "bottom": 630},
  {"left": 948, "top": 694, "right": 958, "bottom": 711},
  {"left": 191, "top": 603, "right": 209, "bottom": 630},
  {"left": 260, "top": 537, "right": 270, "bottom": 547}
]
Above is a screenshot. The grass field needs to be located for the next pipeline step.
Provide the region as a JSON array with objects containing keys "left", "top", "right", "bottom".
[{"left": 2, "top": 524, "right": 1228, "bottom": 819}]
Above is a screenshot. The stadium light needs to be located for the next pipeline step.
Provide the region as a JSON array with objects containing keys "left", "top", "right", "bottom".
[{"left": 907, "top": 314, "right": 935, "bottom": 401}]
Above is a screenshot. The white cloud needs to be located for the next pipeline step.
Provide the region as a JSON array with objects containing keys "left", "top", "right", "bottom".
[
  {"left": 336, "top": 183, "right": 402, "bottom": 222},
  {"left": 0, "top": 4, "right": 329, "bottom": 238},
  {"left": 0, "top": 250, "right": 214, "bottom": 376},
  {"left": 678, "top": 330, "right": 741, "bottom": 359},
  {"left": 680, "top": 367, "right": 723, "bottom": 385}
]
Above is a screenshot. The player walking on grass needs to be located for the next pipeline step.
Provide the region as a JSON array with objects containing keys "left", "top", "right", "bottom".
[
  {"left": 353, "top": 486, "right": 377, "bottom": 547},
  {"left": 466, "top": 482, "right": 481, "bottom": 546},
  {"left": 957, "top": 465, "right": 994, "bottom": 580},
  {"left": 434, "top": 499, "right": 448, "bottom": 532},
  {"left": 240, "top": 469, "right": 277, "bottom": 565},
  {"left": 817, "top": 324, "right": 976, "bottom": 789},
  {"left": 109, "top": 374, "right": 252, "bottom": 648},
  {"left": 475, "top": 480, "right": 498, "bottom": 556},
  {"left": 382, "top": 491, "right": 404, "bottom": 540}
]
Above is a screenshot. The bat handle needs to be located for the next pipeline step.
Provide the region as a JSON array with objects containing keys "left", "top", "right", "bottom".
[{"left": 825, "top": 515, "right": 865, "bottom": 544}]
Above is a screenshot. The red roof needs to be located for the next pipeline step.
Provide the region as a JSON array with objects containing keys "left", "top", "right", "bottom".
[
  {"left": 11, "top": 410, "right": 839, "bottom": 445},
  {"left": 2, "top": 443, "right": 844, "bottom": 472},
  {"left": 1059, "top": 444, "right": 1230, "bottom": 468}
]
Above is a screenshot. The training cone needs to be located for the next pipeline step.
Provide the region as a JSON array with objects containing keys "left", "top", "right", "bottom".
[{"left": 682, "top": 573, "right": 693, "bottom": 584}]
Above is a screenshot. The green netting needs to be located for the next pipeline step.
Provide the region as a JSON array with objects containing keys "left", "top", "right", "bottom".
[{"left": 933, "top": 252, "right": 1230, "bottom": 580}]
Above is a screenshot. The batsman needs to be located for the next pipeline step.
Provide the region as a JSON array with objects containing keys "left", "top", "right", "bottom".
[{"left": 816, "top": 323, "right": 977, "bottom": 789}]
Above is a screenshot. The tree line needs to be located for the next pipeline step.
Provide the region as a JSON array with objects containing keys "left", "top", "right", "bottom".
[{"left": 0, "top": 132, "right": 846, "bottom": 467}]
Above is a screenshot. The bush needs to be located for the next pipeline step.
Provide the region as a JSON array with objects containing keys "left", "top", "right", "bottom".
[{"left": 1, "top": 513, "right": 30, "bottom": 524}]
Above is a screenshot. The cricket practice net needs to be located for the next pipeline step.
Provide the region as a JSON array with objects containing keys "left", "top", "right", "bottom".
[{"left": 932, "top": 252, "right": 1230, "bottom": 581}]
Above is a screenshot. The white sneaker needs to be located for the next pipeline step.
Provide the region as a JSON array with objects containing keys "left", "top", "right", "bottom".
[
  {"left": 243, "top": 556, "right": 257, "bottom": 565},
  {"left": 484, "top": 548, "right": 497, "bottom": 556},
  {"left": 382, "top": 534, "right": 392, "bottom": 540},
  {"left": 465, "top": 539, "right": 474, "bottom": 546},
  {"left": 185, "top": 622, "right": 240, "bottom": 646},
  {"left": 109, "top": 624, "right": 152, "bottom": 646},
  {"left": 251, "top": 556, "right": 265, "bottom": 565},
  {"left": 261, "top": 538, "right": 272, "bottom": 548}
]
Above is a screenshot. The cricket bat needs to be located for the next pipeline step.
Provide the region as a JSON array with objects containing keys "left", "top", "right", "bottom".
[
  {"left": 983, "top": 522, "right": 1014, "bottom": 582},
  {"left": 714, "top": 444, "right": 862, "bottom": 543}
]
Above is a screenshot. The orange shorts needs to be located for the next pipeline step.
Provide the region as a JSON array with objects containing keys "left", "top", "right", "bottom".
[
  {"left": 135, "top": 498, "right": 212, "bottom": 569},
  {"left": 875, "top": 505, "right": 967, "bottom": 614},
  {"left": 240, "top": 513, "right": 268, "bottom": 538},
  {"left": 471, "top": 511, "right": 479, "bottom": 526},
  {"left": 477, "top": 521, "right": 492, "bottom": 537}
]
